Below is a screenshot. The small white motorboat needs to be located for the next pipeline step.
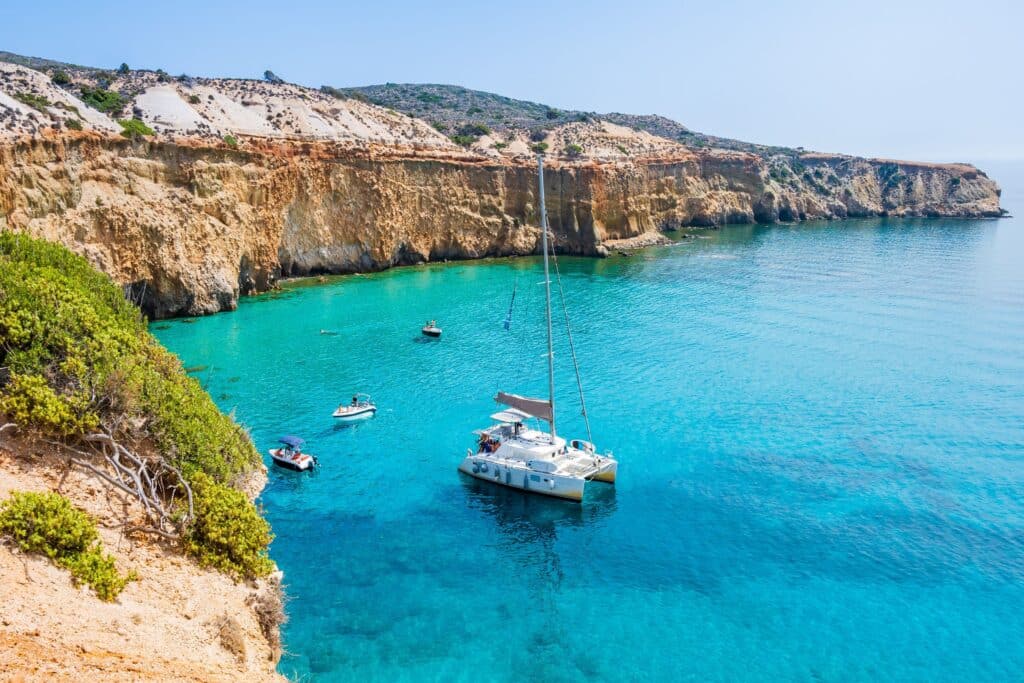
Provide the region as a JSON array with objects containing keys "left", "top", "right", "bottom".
[
  {"left": 421, "top": 320, "right": 442, "bottom": 338},
  {"left": 269, "top": 435, "right": 318, "bottom": 472},
  {"left": 332, "top": 393, "right": 377, "bottom": 421}
]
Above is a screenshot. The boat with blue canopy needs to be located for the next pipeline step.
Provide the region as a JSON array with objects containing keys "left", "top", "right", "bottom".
[{"left": 269, "top": 435, "right": 318, "bottom": 471}]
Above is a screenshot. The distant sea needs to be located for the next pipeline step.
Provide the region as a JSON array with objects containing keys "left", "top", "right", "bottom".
[{"left": 156, "top": 161, "right": 1024, "bottom": 682}]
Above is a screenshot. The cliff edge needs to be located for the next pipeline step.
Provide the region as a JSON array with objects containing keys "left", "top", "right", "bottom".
[{"left": 0, "top": 57, "right": 1005, "bottom": 318}]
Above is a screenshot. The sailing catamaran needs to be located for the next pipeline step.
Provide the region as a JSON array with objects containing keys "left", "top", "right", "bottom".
[{"left": 457, "top": 156, "right": 618, "bottom": 502}]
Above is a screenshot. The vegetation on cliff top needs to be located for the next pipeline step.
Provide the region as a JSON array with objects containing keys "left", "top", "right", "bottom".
[
  {"left": 0, "top": 490, "right": 136, "bottom": 600},
  {"left": 118, "top": 117, "right": 155, "bottom": 138},
  {"left": 337, "top": 82, "right": 805, "bottom": 157},
  {"left": 0, "top": 233, "right": 271, "bottom": 579}
]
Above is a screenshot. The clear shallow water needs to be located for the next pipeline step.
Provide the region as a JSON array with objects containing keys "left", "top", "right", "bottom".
[{"left": 155, "top": 167, "right": 1024, "bottom": 682}]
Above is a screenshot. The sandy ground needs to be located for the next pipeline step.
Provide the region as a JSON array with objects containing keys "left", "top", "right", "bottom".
[
  {"left": 0, "top": 434, "right": 284, "bottom": 682},
  {"left": 0, "top": 63, "right": 120, "bottom": 139},
  {"left": 0, "top": 61, "right": 691, "bottom": 163}
]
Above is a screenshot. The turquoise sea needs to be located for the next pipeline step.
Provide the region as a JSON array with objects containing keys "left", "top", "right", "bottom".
[{"left": 155, "top": 163, "right": 1024, "bottom": 682}]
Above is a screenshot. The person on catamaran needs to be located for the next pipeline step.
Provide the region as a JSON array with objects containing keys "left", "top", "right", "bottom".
[{"left": 351, "top": 395, "right": 358, "bottom": 407}]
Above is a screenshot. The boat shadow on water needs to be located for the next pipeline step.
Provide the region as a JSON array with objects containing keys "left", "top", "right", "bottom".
[
  {"left": 459, "top": 474, "right": 617, "bottom": 533},
  {"left": 268, "top": 462, "right": 321, "bottom": 490}
]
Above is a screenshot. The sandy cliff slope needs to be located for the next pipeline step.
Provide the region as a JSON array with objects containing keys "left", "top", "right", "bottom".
[{"left": 0, "top": 438, "right": 284, "bottom": 682}]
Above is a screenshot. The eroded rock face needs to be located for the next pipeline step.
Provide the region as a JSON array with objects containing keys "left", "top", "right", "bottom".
[{"left": 0, "top": 135, "right": 1003, "bottom": 318}]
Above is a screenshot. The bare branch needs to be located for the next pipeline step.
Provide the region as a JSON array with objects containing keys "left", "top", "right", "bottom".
[{"left": 43, "top": 430, "right": 195, "bottom": 538}]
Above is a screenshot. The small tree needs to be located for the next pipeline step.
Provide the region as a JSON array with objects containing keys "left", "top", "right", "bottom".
[
  {"left": 117, "top": 118, "right": 155, "bottom": 139},
  {"left": 264, "top": 70, "right": 284, "bottom": 84},
  {"left": 117, "top": 63, "right": 130, "bottom": 75},
  {"left": 458, "top": 122, "right": 490, "bottom": 137},
  {"left": 450, "top": 134, "right": 477, "bottom": 147},
  {"left": 531, "top": 142, "right": 549, "bottom": 154},
  {"left": 51, "top": 70, "right": 71, "bottom": 86},
  {"left": 564, "top": 143, "right": 583, "bottom": 158}
]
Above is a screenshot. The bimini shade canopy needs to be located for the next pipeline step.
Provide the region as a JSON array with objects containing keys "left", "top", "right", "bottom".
[
  {"left": 494, "top": 392, "right": 552, "bottom": 422},
  {"left": 279, "top": 435, "right": 305, "bottom": 448},
  {"left": 489, "top": 408, "right": 532, "bottom": 424}
]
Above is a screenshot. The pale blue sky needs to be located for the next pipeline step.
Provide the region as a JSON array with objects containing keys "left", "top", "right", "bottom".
[{"left": 3, "top": 0, "right": 1022, "bottom": 163}]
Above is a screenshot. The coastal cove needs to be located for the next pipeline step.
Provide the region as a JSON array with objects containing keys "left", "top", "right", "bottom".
[{"left": 155, "top": 169, "right": 1024, "bottom": 681}]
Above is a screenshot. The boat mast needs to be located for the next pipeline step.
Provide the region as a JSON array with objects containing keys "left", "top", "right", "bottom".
[{"left": 537, "top": 154, "right": 557, "bottom": 441}]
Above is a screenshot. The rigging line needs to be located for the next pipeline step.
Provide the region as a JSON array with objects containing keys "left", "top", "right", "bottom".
[
  {"left": 495, "top": 276, "right": 525, "bottom": 400},
  {"left": 549, "top": 233, "right": 593, "bottom": 444},
  {"left": 503, "top": 279, "right": 517, "bottom": 330},
  {"left": 511, "top": 269, "right": 535, "bottom": 392}
]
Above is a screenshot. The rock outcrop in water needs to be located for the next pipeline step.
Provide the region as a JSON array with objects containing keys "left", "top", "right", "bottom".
[{"left": 0, "top": 58, "right": 1005, "bottom": 318}]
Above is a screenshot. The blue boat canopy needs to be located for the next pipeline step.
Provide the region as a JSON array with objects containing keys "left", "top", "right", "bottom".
[{"left": 279, "top": 435, "right": 305, "bottom": 448}]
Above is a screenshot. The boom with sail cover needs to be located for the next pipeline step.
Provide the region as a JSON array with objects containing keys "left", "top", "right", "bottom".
[{"left": 494, "top": 392, "right": 553, "bottom": 423}]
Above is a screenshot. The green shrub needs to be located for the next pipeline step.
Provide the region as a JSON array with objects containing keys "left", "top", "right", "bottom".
[
  {"left": 62, "top": 549, "right": 136, "bottom": 601},
  {"left": 184, "top": 473, "right": 274, "bottom": 579},
  {"left": 0, "top": 373, "right": 97, "bottom": 435},
  {"left": 117, "top": 63, "right": 130, "bottom": 75},
  {"left": 0, "top": 491, "right": 135, "bottom": 601},
  {"left": 564, "top": 143, "right": 583, "bottom": 158},
  {"left": 51, "top": 70, "right": 71, "bottom": 86},
  {"left": 80, "top": 86, "right": 124, "bottom": 114},
  {"left": 14, "top": 92, "right": 50, "bottom": 112},
  {"left": 118, "top": 118, "right": 155, "bottom": 138},
  {"left": 0, "top": 234, "right": 266, "bottom": 577},
  {"left": 450, "top": 134, "right": 477, "bottom": 147},
  {"left": 321, "top": 86, "right": 371, "bottom": 104},
  {"left": 188, "top": 94, "right": 201, "bottom": 105},
  {"left": 223, "top": 135, "right": 238, "bottom": 148},
  {"left": 65, "top": 117, "right": 83, "bottom": 131},
  {"left": 458, "top": 122, "right": 490, "bottom": 137},
  {"left": 531, "top": 142, "right": 549, "bottom": 154}
]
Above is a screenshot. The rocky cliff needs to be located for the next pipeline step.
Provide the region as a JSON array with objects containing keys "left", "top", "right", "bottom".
[{"left": 0, "top": 59, "right": 1005, "bottom": 318}]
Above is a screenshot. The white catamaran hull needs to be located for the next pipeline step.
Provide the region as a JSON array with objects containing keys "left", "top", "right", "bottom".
[{"left": 458, "top": 455, "right": 587, "bottom": 502}]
